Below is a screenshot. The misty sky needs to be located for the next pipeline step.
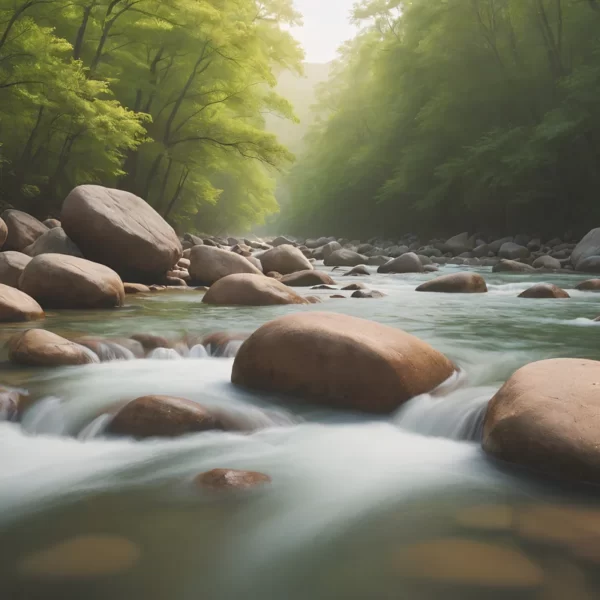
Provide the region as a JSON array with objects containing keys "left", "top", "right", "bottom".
[{"left": 292, "top": 0, "right": 357, "bottom": 63}]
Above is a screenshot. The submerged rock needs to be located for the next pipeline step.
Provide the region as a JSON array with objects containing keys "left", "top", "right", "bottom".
[
  {"left": 0, "top": 284, "right": 44, "bottom": 322},
  {"left": 188, "top": 245, "right": 262, "bottom": 285},
  {"left": 343, "top": 265, "right": 370, "bottom": 276},
  {"left": 1, "top": 210, "right": 48, "bottom": 251},
  {"left": 341, "top": 282, "right": 367, "bottom": 291},
  {"left": 107, "top": 395, "right": 225, "bottom": 439},
  {"left": 483, "top": 358, "right": 600, "bottom": 483},
  {"left": 350, "top": 290, "right": 385, "bottom": 299},
  {"left": 131, "top": 333, "right": 173, "bottom": 352},
  {"left": 231, "top": 312, "right": 455, "bottom": 414},
  {"left": 280, "top": 270, "right": 334, "bottom": 287},
  {"left": 416, "top": 272, "right": 487, "bottom": 294},
  {"left": 194, "top": 468, "right": 271, "bottom": 491},
  {"left": 518, "top": 284, "right": 570, "bottom": 299},
  {"left": 19, "top": 254, "right": 124, "bottom": 309},
  {"left": 0, "top": 251, "right": 30, "bottom": 288},
  {"left": 202, "top": 331, "right": 247, "bottom": 356},
  {"left": 8, "top": 329, "right": 97, "bottom": 366},
  {"left": 575, "top": 279, "right": 600, "bottom": 291},
  {"left": 62, "top": 185, "right": 182, "bottom": 282},
  {"left": 0, "top": 386, "right": 21, "bottom": 421},
  {"left": 377, "top": 252, "right": 424, "bottom": 274},
  {"left": 259, "top": 244, "right": 313, "bottom": 275},
  {"left": 203, "top": 274, "right": 308, "bottom": 306}
]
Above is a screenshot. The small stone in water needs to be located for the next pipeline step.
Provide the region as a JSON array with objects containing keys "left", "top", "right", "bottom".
[
  {"left": 195, "top": 468, "right": 271, "bottom": 491},
  {"left": 18, "top": 535, "right": 140, "bottom": 578}
]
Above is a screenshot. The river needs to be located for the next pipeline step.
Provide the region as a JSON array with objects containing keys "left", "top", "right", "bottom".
[{"left": 2, "top": 265, "right": 600, "bottom": 599}]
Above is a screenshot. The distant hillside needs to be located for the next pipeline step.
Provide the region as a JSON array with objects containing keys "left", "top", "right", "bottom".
[{"left": 267, "top": 62, "right": 330, "bottom": 153}]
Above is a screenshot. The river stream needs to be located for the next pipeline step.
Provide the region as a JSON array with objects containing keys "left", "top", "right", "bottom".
[{"left": 2, "top": 265, "right": 600, "bottom": 599}]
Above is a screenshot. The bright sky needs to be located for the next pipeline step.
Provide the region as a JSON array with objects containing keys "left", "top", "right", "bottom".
[{"left": 292, "top": 0, "right": 358, "bottom": 63}]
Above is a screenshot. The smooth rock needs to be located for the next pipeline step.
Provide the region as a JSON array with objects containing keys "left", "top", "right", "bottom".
[
  {"left": 124, "top": 282, "right": 151, "bottom": 294},
  {"left": 342, "top": 282, "right": 367, "bottom": 291},
  {"left": 343, "top": 265, "right": 370, "bottom": 276},
  {"left": 572, "top": 228, "right": 600, "bottom": 268},
  {"left": 377, "top": 252, "right": 424, "bottom": 274},
  {"left": 201, "top": 331, "right": 247, "bottom": 357},
  {"left": 488, "top": 236, "right": 513, "bottom": 254},
  {"left": 483, "top": 358, "right": 600, "bottom": 483},
  {"left": 321, "top": 241, "right": 342, "bottom": 260},
  {"left": 1, "top": 210, "right": 48, "bottom": 251},
  {"left": 0, "top": 217, "right": 7, "bottom": 248},
  {"left": 188, "top": 245, "right": 261, "bottom": 286},
  {"left": 280, "top": 270, "right": 334, "bottom": 287},
  {"left": 324, "top": 249, "right": 367, "bottom": 267},
  {"left": 231, "top": 312, "right": 455, "bottom": 414},
  {"left": 203, "top": 274, "right": 308, "bottom": 306},
  {"left": 43, "top": 218, "right": 61, "bottom": 229},
  {"left": 351, "top": 290, "right": 385, "bottom": 298},
  {"left": 532, "top": 255, "right": 561, "bottom": 270},
  {"left": 8, "top": 329, "right": 97, "bottom": 366},
  {"left": 195, "top": 469, "right": 271, "bottom": 491},
  {"left": 107, "top": 395, "right": 225, "bottom": 439},
  {"left": 259, "top": 245, "right": 313, "bottom": 275},
  {"left": 492, "top": 259, "right": 536, "bottom": 273},
  {"left": 62, "top": 185, "right": 182, "bottom": 282},
  {"left": 416, "top": 272, "right": 487, "bottom": 294},
  {"left": 518, "top": 284, "right": 570, "bottom": 299},
  {"left": 271, "top": 236, "right": 295, "bottom": 247},
  {"left": 575, "top": 279, "right": 600, "bottom": 291},
  {"left": 23, "top": 227, "right": 82, "bottom": 258},
  {"left": 499, "top": 242, "right": 530, "bottom": 261},
  {"left": 0, "top": 386, "right": 21, "bottom": 421},
  {"left": 0, "top": 284, "right": 44, "bottom": 322},
  {"left": 576, "top": 255, "right": 600, "bottom": 273},
  {"left": 443, "top": 232, "right": 474, "bottom": 255},
  {"left": 19, "top": 254, "right": 124, "bottom": 309},
  {"left": 0, "top": 251, "right": 31, "bottom": 288}
]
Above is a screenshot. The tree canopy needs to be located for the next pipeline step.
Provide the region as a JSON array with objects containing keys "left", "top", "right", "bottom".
[
  {"left": 284, "top": 0, "right": 600, "bottom": 239},
  {"left": 0, "top": 0, "right": 302, "bottom": 232}
]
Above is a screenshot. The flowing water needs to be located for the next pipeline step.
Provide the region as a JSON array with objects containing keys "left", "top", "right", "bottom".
[{"left": 2, "top": 265, "right": 600, "bottom": 599}]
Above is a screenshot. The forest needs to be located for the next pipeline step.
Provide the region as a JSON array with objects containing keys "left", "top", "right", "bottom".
[
  {"left": 0, "top": 0, "right": 302, "bottom": 232},
  {"left": 283, "top": 0, "right": 600, "bottom": 239}
]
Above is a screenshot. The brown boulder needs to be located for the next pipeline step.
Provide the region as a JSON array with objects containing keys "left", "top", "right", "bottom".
[
  {"left": 194, "top": 469, "right": 271, "bottom": 491},
  {"left": 259, "top": 244, "right": 313, "bottom": 275},
  {"left": 575, "top": 279, "right": 600, "bottom": 291},
  {"left": 343, "top": 265, "right": 370, "bottom": 276},
  {"left": 416, "top": 272, "right": 488, "bottom": 294},
  {"left": 124, "top": 282, "right": 151, "bottom": 294},
  {"left": 61, "top": 185, "right": 182, "bottom": 282},
  {"left": 8, "top": 329, "right": 97, "bottom": 366},
  {"left": 0, "top": 284, "right": 44, "bottom": 322},
  {"left": 518, "top": 284, "right": 570, "bottom": 299},
  {"left": 19, "top": 254, "right": 124, "bottom": 309},
  {"left": 76, "top": 337, "right": 144, "bottom": 361},
  {"left": 106, "top": 395, "right": 225, "bottom": 439},
  {"left": 0, "top": 251, "right": 31, "bottom": 288},
  {"left": 492, "top": 259, "right": 535, "bottom": 273},
  {"left": 203, "top": 274, "right": 308, "bottom": 306},
  {"left": 189, "top": 245, "right": 261, "bottom": 285},
  {"left": 351, "top": 290, "right": 385, "bottom": 298},
  {"left": 280, "top": 270, "right": 334, "bottom": 287},
  {"left": 1, "top": 210, "right": 48, "bottom": 251},
  {"left": 342, "top": 282, "right": 367, "bottom": 291},
  {"left": 231, "top": 312, "right": 455, "bottom": 414},
  {"left": 483, "top": 359, "right": 600, "bottom": 483}
]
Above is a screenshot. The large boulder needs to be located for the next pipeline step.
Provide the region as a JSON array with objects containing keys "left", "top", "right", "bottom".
[
  {"left": 499, "top": 242, "right": 530, "bottom": 261},
  {"left": 19, "top": 254, "right": 124, "bottom": 309},
  {"left": 492, "top": 259, "right": 535, "bottom": 273},
  {"left": 259, "top": 245, "right": 313, "bottom": 275},
  {"left": 488, "top": 236, "right": 513, "bottom": 255},
  {"left": 324, "top": 249, "right": 366, "bottom": 267},
  {"left": 8, "top": 329, "right": 97, "bottom": 366},
  {"left": 106, "top": 395, "right": 225, "bottom": 439},
  {"left": 416, "top": 272, "right": 487, "bottom": 294},
  {"left": 443, "top": 232, "right": 474, "bottom": 255},
  {"left": 23, "top": 227, "right": 82, "bottom": 258},
  {"left": 377, "top": 252, "right": 424, "bottom": 274},
  {"left": 321, "top": 241, "right": 342, "bottom": 260},
  {"left": 231, "top": 312, "right": 455, "bottom": 414},
  {"left": 518, "top": 284, "right": 570, "bottom": 299},
  {"left": 0, "top": 251, "right": 31, "bottom": 288},
  {"left": 0, "top": 284, "right": 44, "bottom": 322},
  {"left": 571, "top": 228, "right": 600, "bottom": 269},
  {"left": 0, "top": 217, "right": 7, "bottom": 248},
  {"left": 532, "top": 255, "right": 561, "bottom": 270},
  {"left": 483, "top": 359, "right": 600, "bottom": 484},
  {"left": 280, "top": 270, "right": 334, "bottom": 287},
  {"left": 1, "top": 210, "right": 48, "bottom": 251},
  {"left": 575, "top": 256, "right": 600, "bottom": 273},
  {"left": 61, "top": 185, "right": 182, "bottom": 282},
  {"left": 188, "top": 245, "right": 261, "bottom": 285},
  {"left": 271, "top": 236, "right": 295, "bottom": 247},
  {"left": 203, "top": 274, "right": 308, "bottom": 306}
]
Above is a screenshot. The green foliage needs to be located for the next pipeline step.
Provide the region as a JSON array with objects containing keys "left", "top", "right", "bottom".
[
  {"left": 0, "top": 0, "right": 302, "bottom": 231},
  {"left": 285, "top": 0, "right": 600, "bottom": 238}
]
